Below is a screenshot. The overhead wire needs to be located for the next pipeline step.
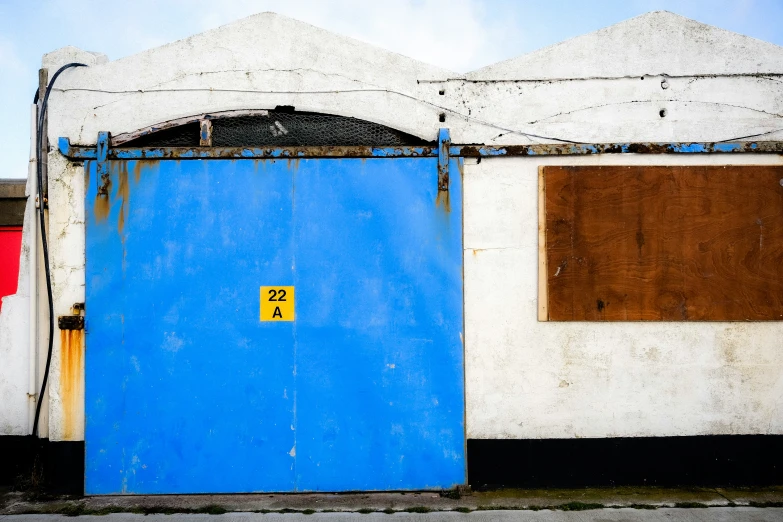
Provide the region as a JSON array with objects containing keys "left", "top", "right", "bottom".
[{"left": 52, "top": 86, "right": 581, "bottom": 144}]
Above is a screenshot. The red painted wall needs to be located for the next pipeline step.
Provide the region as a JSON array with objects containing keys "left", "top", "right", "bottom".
[{"left": 0, "top": 226, "right": 23, "bottom": 312}]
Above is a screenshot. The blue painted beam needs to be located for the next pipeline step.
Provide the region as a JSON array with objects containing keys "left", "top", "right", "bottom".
[
  {"left": 58, "top": 136, "right": 783, "bottom": 161},
  {"left": 450, "top": 141, "right": 779, "bottom": 156},
  {"left": 438, "top": 128, "right": 451, "bottom": 191},
  {"left": 58, "top": 138, "right": 439, "bottom": 160},
  {"left": 95, "top": 132, "right": 110, "bottom": 194}
]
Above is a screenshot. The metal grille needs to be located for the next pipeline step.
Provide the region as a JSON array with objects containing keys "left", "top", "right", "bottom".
[{"left": 122, "top": 111, "right": 428, "bottom": 148}]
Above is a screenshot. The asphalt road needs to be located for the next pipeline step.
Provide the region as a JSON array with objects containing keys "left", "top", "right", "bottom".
[{"left": 2, "top": 508, "right": 783, "bottom": 521}]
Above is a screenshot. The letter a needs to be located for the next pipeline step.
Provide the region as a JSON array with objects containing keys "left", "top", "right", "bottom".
[{"left": 273, "top": 306, "right": 283, "bottom": 318}]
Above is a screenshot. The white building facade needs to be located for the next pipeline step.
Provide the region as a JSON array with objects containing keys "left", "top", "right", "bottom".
[{"left": 1, "top": 11, "right": 782, "bottom": 492}]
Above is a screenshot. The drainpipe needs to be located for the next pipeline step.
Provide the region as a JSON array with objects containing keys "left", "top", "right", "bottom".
[{"left": 28, "top": 103, "right": 38, "bottom": 435}]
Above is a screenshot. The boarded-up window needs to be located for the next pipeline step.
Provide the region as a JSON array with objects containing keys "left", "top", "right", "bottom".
[{"left": 539, "top": 166, "right": 783, "bottom": 321}]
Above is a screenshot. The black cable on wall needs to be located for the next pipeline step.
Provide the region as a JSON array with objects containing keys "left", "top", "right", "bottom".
[{"left": 32, "top": 62, "right": 87, "bottom": 438}]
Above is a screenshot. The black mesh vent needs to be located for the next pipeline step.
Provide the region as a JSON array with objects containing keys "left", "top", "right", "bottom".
[
  {"left": 121, "top": 111, "right": 428, "bottom": 148},
  {"left": 122, "top": 122, "right": 201, "bottom": 148}
]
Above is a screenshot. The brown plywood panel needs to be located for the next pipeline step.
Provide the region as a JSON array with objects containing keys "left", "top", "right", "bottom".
[{"left": 544, "top": 165, "right": 783, "bottom": 321}]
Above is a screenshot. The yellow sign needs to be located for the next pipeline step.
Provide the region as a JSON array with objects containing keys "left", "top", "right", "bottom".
[{"left": 260, "top": 286, "right": 295, "bottom": 321}]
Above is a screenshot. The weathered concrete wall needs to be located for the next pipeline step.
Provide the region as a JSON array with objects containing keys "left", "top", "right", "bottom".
[
  {"left": 46, "top": 13, "right": 456, "bottom": 148},
  {"left": 469, "top": 11, "right": 783, "bottom": 79},
  {"left": 463, "top": 154, "right": 783, "bottom": 439},
  {"left": 0, "top": 176, "right": 32, "bottom": 435},
  {"left": 45, "top": 153, "right": 85, "bottom": 442},
  {"left": 45, "top": 12, "right": 783, "bottom": 149},
  {"left": 1, "top": 10, "right": 782, "bottom": 441}
]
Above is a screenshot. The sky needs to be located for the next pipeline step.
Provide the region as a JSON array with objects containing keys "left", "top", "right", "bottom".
[{"left": 1, "top": 0, "right": 782, "bottom": 179}]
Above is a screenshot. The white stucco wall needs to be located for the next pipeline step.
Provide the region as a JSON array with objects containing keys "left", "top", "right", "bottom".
[
  {"left": 1, "top": 10, "right": 782, "bottom": 441},
  {"left": 463, "top": 154, "right": 783, "bottom": 439},
  {"left": 0, "top": 176, "right": 31, "bottom": 435}
]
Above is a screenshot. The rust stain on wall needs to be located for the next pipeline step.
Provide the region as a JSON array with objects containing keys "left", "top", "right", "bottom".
[
  {"left": 94, "top": 194, "right": 110, "bottom": 222},
  {"left": 131, "top": 160, "right": 156, "bottom": 185},
  {"left": 59, "top": 328, "right": 84, "bottom": 440},
  {"left": 117, "top": 162, "right": 129, "bottom": 235},
  {"left": 436, "top": 190, "right": 451, "bottom": 213},
  {"left": 95, "top": 162, "right": 133, "bottom": 227}
]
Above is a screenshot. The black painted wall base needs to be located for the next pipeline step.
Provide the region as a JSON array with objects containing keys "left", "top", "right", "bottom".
[
  {"left": 0, "top": 436, "right": 84, "bottom": 495},
  {"left": 468, "top": 435, "right": 783, "bottom": 488},
  {"left": 2, "top": 435, "right": 781, "bottom": 494}
]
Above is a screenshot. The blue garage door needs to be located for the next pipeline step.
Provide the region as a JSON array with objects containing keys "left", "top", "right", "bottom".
[{"left": 84, "top": 157, "right": 465, "bottom": 494}]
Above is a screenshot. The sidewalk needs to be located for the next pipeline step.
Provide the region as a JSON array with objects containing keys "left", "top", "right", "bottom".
[
  {"left": 1, "top": 508, "right": 783, "bottom": 522},
  {"left": 2, "top": 486, "right": 782, "bottom": 517}
]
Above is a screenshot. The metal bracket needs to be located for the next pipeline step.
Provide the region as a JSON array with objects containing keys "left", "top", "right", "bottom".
[
  {"left": 58, "top": 315, "right": 84, "bottom": 331},
  {"left": 437, "top": 128, "right": 450, "bottom": 192},
  {"left": 96, "top": 131, "right": 110, "bottom": 195},
  {"left": 199, "top": 119, "right": 213, "bottom": 147}
]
